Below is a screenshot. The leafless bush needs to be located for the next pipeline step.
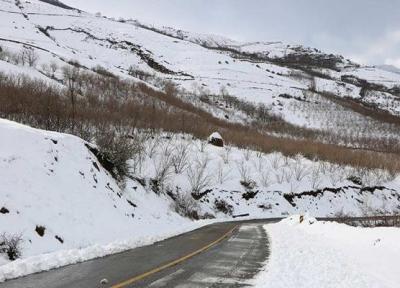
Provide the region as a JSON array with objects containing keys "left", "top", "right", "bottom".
[
  {"left": 171, "top": 142, "right": 190, "bottom": 174},
  {"left": 173, "top": 192, "right": 200, "bottom": 220},
  {"left": 252, "top": 155, "right": 265, "bottom": 173},
  {"left": 275, "top": 168, "right": 285, "bottom": 184},
  {"left": 50, "top": 61, "right": 58, "bottom": 77},
  {"left": 20, "top": 47, "right": 39, "bottom": 67},
  {"left": 214, "top": 199, "right": 233, "bottom": 215},
  {"left": 284, "top": 168, "right": 293, "bottom": 183},
  {"left": 327, "top": 164, "right": 344, "bottom": 186},
  {"left": 243, "top": 148, "right": 251, "bottom": 161},
  {"left": 260, "top": 169, "right": 273, "bottom": 188},
  {"left": 127, "top": 131, "right": 147, "bottom": 175},
  {"left": 269, "top": 153, "right": 282, "bottom": 169},
  {"left": 236, "top": 159, "right": 252, "bottom": 184},
  {"left": 95, "top": 131, "right": 141, "bottom": 182},
  {"left": 0, "top": 233, "right": 23, "bottom": 260},
  {"left": 310, "top": 165, "right": 323, "bottom": 189},
  {"left": 220, "top": 146, "right": 231, "bottom": 164},
  {"left": 146, "top": 135, "right": 161, "bottom": 159},
  {"left": 187, "top": 155, "right": 213, "bottom": 195},
  {"left": 198, "top": 141, "right": 206, "bottom": 153},
  {"left": 292, "top": 155, "right": 309, "bottom": 181},
  {"left": 216, "top": 161, "right": 232, "bottom": 185},
  {"left": 153, "top": 144, "right": 174, "bottom": 190}
]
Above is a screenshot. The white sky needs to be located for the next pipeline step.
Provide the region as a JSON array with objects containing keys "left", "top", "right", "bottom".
[{"left": 63, "top": 0, "right": 400, "bottom": 67}]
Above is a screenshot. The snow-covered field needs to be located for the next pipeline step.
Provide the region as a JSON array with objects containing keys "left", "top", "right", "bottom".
[{"left": 253, "top": 215, "right": 400, "bottom": 288}]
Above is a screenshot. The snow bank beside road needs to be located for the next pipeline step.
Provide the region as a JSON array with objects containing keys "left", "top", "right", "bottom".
[
  {"left": 0, "top": 219, "right": 214, "bottom": 282},
  {"left": 254, "top": 215, "right": 400, "bottom": 288}
]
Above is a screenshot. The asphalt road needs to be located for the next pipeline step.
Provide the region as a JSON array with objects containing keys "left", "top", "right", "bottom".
[{"left": 1, "top": 220, "right": 275, "bottom": 288}]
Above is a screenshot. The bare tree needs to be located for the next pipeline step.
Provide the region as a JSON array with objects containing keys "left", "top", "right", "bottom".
[
  {"left": 187, "top": 155, "right": 213, "bottom": 195},
  {"left": 292, "top": 155, "right": 309, "bottom": 181},
  {"left": 310, "top": 165, "right": 323, "bottom": 189},
  {"left": 269, "top": 153, "right": 282, "bottom": 170},
  {"left": 243, "top": 148, "right": 251, "bottom": 161},
  {"left": 216, "top": 161, "right": 232, "bottom": 185},
  {"left": 236, "top": 159, "right": 252, "bottom": 184},
  {"left": 220, "top": 146, "right": 231, "bottom": 164},
  {"left": 171, "top": 142, "right": 190, "bottom": 174},
  {"left": 153, "top": 144, "right": 174, "bottom": 190},
  {"left": 20, "top": 47, "right": 39, "bottom": 67},
  {"left": 50, "top": 61, "right": 58, "bottom": 77},
  {"left": 62, "top": 65, "right": 81, "bottom": 132},
  {"left": 0, "top": 233, "right": 23, "bottom": 260},
  {"left": 260, "top": 169, "right": 272, "bottom": 188}
]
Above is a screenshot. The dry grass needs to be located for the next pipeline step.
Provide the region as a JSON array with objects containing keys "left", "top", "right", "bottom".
[{"left": 0, "top": 70, "right": 399, "bottom": 174}]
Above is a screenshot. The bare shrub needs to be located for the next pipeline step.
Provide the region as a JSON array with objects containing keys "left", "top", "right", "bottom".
[
  {"left": 146, "top": 135, "right": 161, "bottom": 159},
  {"left": 236, "top": 159, "right": 252, "bottom": 184},
  {"left": 269, "top": 153, "right": 282, "bottom": 169},
  {"left": 260, "top": 169, "right": 273, "bottom": 188},
  {"left": 95, "top": 131, "right": 141, "bottom": 182},
  {"left": 62, "top": 65, "right": 81, "bottom": 132},
  {"left": 153, "top": 144, "right": 174, "bottom": 191},
  {"left": 173, "top": 192, "right": 200, "bottom": 220},
  {"left": 214, "top": 199, "right": 233, "bottom": 215},
  {"left": 291, "top": 155, "right": 309, "bottom": 181},
  {"left": 310, "top": 165, "right": 323, "bottom": 189},
  {"left": 243, "top": 148, "right": 251, "bottom": 161},
  {"left": 0, "top": 233, "right": 23, "bottom": 260},
  {"left": 20, "top": 47, "right": 39, "bottom": 67},
  {"left": 327, "top": 164, "right": 344, "bottom": 186},
  {"left": 283, "top": 168, "right": 293, "bottom": 183},
  {"left": 275, "top": 168, "right": 285, "bottom": 184},
  {"left": 216, "top": 161, "right": 232, "bottom": 185},
  {"left": 187, "top": 155, "right": 213, "bottom": 195},
  {"left": 252, "top": 155, "right": 265, "bottom": 173},
  {"left": 171, "top": 142, "right": 190, "bottom": 174},
  {"left": 220, "top": 146, "right": 231, "bottom": 164},
  {"left": 50, "top": 61, "right": 58, "bottom": 77}
]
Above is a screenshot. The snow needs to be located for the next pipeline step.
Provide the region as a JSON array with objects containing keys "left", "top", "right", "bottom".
[
  {"left": 0, "top": 0, "right": 399, "bottom": 127},
  {"left": 0, "top": 0, "right": 400, "bottom": 282},
  {"left": 253, "top": 215, "right": 400, "bottom": 288},
  {"left": 0, "top": 219, "right": 214, "bottom": 282},
  {"left": 1, "top": 118, "right": 398, "bottom": 281},
  {"left": 0, "top": 119, "right": 215, "bottom": 282},
  {"left": 208, "top": 132, "right": 222, "bottom": 140}
]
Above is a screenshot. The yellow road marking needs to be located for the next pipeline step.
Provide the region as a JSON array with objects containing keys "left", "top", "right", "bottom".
[{"left": 111, "top": 225, "right": 239, "bottom": 288}]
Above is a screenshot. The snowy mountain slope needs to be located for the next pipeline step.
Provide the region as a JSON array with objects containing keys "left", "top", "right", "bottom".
[
  {"left": 0, "top": 119, "right": 211, "bottom": 279},
  {"left": 0, "top": 0, "right": 399, "bottom": 130},
  {"left": 130, "top": 134, "right": 400, "bottom": 218},
  {"left": 0, "top": 0, "right": 400, "bottom": 282},
  {"left": 1, "top": 118, "right": 399, "bottom": 267}
]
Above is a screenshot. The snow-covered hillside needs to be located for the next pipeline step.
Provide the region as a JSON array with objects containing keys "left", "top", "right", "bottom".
[
  {"left": 0, "top": 0, "right": 399, "bottom": 127},
  {"left": 0, "top": 119, "right": 212, "bottom": 281},
  {"left": 1, "top": 0, "right": 400, "bottom": 282},
  {"left": 1, "top": 118, "right": 400, "bottom": 280}
]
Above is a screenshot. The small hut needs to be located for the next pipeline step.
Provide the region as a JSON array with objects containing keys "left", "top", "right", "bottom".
[{"left": 208, "top": 132, "right": 224, "bottom": 147}]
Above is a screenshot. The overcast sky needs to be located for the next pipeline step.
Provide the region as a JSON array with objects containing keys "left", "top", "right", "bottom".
[{"left": 63, "top": 0, "right": 400, "bottom": 67}]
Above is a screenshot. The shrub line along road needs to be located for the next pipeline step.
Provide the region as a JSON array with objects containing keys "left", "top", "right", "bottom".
[{"left": 1, "top": 219, "right": 277, "bottom": 288}]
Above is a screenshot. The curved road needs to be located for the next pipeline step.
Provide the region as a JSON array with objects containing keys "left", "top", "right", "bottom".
[{"left": 1, "top": 220, "right": 275, "bottom": 288}]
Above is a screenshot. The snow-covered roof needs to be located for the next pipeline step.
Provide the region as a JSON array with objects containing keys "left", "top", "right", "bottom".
[{"left": 209, "top": 132, "right": 222, "bottom": 140}]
